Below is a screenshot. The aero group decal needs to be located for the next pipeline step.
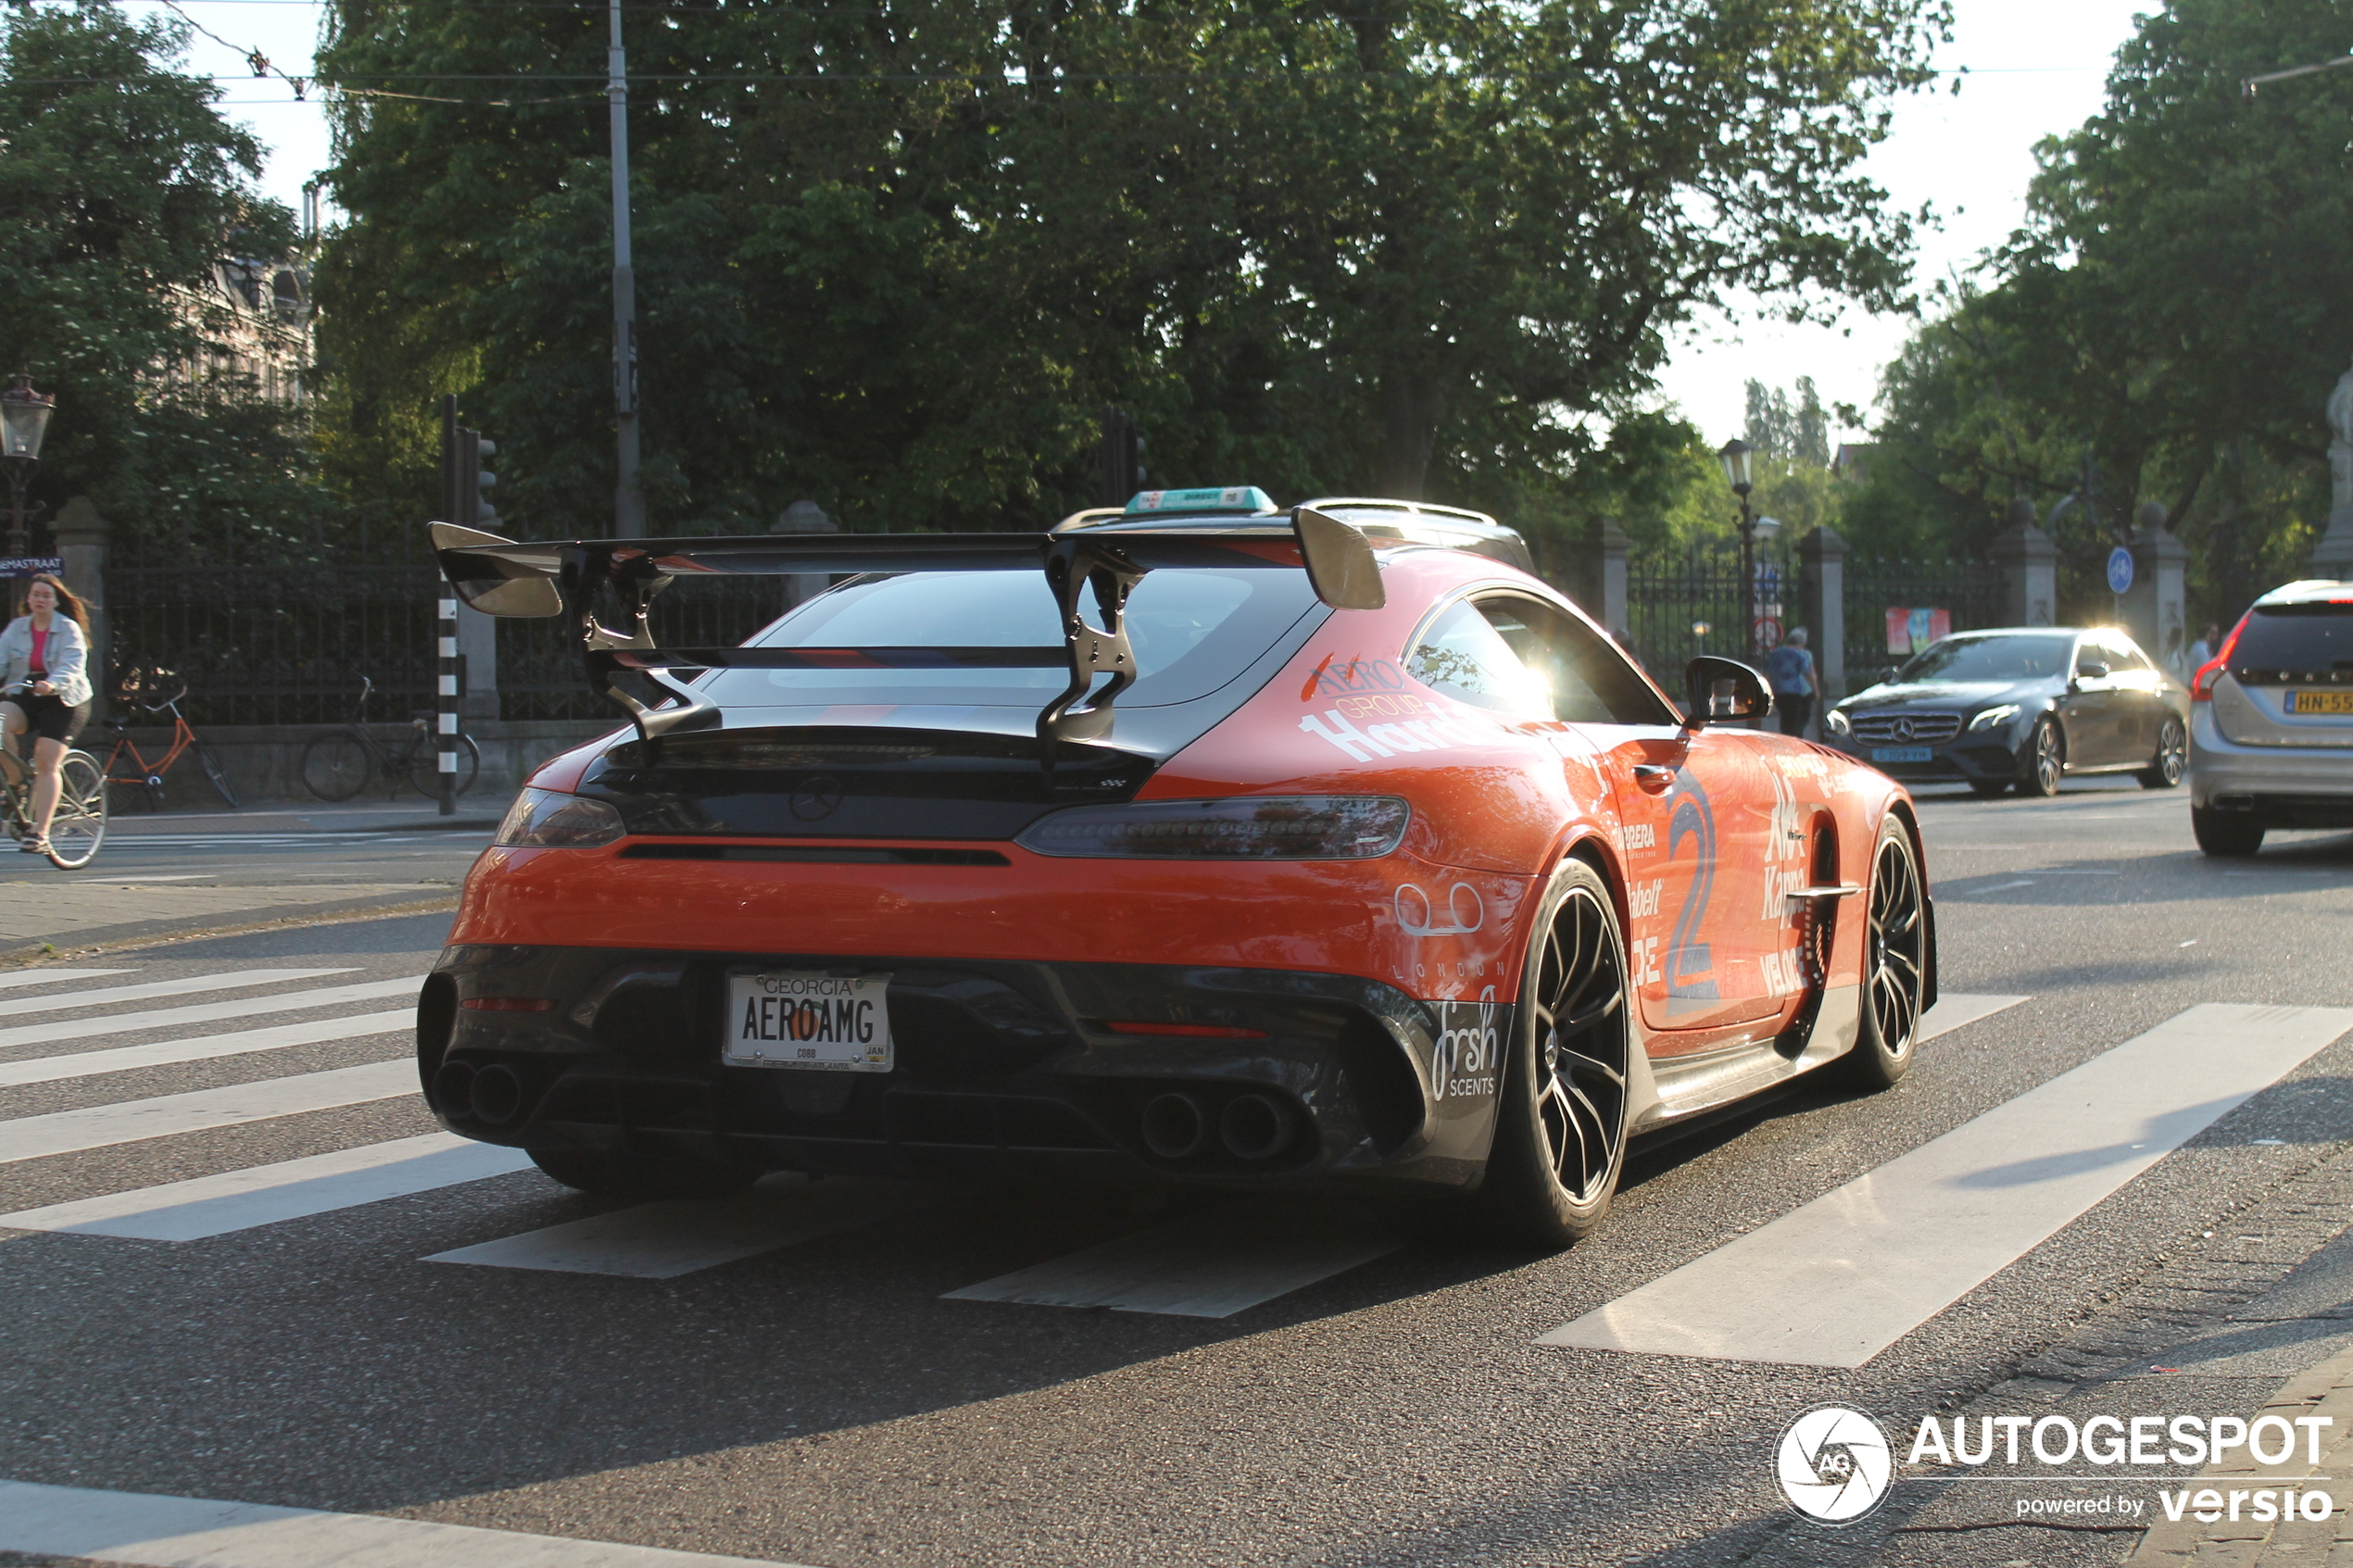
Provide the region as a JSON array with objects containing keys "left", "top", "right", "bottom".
[
  {"left": 1663, "top": 767, "right": 1721, "bottom": 1014},
  {"left": 1298, "top": 652, "right": 1488, "bottom": 762}
]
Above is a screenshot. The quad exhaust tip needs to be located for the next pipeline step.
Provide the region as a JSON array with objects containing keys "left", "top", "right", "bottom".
[
  {"left": 469, "top": 1063, "right": 524, "bottom": 1125},
  {"left": 430, "top": 1059, "right": 476, "bottom": 1120},
  {"left": 1219, "top": 1093, "right": 1291, "bottom": 1161},
  {"left": 1140, "top": 1093, "right": 1208, "bottom": 1160}
]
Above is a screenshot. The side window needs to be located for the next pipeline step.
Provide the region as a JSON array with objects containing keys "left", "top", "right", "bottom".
[
  {"left": 1481, "top": 596, "right": 1677, "bottom": 725},
  {"left": 1406, "top": 595, "right": 1674, "bottom": 725},
  {"left": 1406, "top": 600, "right": 1553, "bottom": 718},
  {"left": 2109, "top": 637, "right": 2154, "bottom": 673}
]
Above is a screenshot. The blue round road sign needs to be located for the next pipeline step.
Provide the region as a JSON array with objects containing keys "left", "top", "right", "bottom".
[{"left": 2106, "top": 546, "right": 2134, "bottom": 596}]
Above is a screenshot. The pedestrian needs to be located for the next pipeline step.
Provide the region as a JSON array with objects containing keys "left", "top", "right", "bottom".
[
  {"left": 1, "top": 574, "right": 95, "bottom": 856},
  {"left": 1764, "top": 627, "right": 1816, "bottom": 737},
  {"left": 2186, "top": 621, "right": 2221, "bottom": 671}
]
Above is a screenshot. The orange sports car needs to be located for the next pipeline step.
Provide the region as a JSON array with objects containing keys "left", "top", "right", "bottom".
[{"left": 422, "top": 488, "right": 1934, "bottom": 1247}]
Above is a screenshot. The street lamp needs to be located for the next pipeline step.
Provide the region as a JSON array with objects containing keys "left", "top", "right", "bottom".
[
  {"left": 1, "top": 372, "right": 57, "bottom": 562},
  {"left": 1717, "top": 437, "right": 1759, "bottom": 662}
]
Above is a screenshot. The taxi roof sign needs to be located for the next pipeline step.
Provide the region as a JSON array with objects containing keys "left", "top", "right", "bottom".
[{"left": 1123, "top": 485, "right": 1278, "bottom": 515}]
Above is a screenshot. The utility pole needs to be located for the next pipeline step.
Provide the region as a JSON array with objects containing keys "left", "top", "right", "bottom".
[{"left": 608, "top": 0, "right": 643, "bottom": 537}]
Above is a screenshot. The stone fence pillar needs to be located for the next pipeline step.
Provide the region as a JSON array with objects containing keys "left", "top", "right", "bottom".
[
  {"left": 51, "top": 495, "right": 108, "bottom": 708},
  {"left": 1599, "top": 518, "right": 1630, "bottom": 646},
  {"left": 1798, "top": 524, "right": 1846, "bottom": 705},
  {"left": 2127, "top": 502, "right": 2191, "bottom": 677},
  {"left": 1990, "top": 504, "right": 2057, "bottom": 627}
]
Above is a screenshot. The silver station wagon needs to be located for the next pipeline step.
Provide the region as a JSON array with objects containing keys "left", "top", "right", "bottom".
[{"left": 2190, "top": 580, "right": 2353, "bottom": 856}]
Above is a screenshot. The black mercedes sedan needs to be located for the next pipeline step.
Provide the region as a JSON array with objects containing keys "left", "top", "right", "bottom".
[{"left": 1822, "top": 627, "right": 2190, "bottom": 797}]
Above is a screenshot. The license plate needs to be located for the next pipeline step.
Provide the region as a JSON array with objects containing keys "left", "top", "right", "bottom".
[
  {"left": 2284, "top": 690, "right": 2353, "bottom": 716},
  {"left": 1870, "top": 746, "right": 1934, "bottom": 763},
  {"left": 724, "top": 970, "right": 893, "bottom": 1072}
]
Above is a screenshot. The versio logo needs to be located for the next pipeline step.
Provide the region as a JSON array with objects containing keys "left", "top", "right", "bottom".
[{"left": 1778, "top": 1405, "right": 1894, "bottom": 1524}]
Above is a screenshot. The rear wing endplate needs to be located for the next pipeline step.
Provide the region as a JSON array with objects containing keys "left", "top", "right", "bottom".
[{"left": 430, "top": 510, "right": 1382, "bottom": 752}]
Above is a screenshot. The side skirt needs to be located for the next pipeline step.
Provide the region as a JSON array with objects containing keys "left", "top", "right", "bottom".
[{"left": 1628, "top": 983, "right": 1862, "bottom": 1135}]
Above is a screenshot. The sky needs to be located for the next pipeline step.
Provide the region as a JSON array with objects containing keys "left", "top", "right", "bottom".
[{"left": 133, "top": 0, "right": 2156, "bottom": 454}]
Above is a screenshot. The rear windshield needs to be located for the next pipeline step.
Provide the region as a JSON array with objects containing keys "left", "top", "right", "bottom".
[
  {"left": 1896, "top": 633, "right": 2075, "bottom": 684},
  {"left": 2233, "top": 603, "right": 2353, "bottom": 672},
  {"left": 702, "top": 568, "right": 1323, "bottom": 709}
]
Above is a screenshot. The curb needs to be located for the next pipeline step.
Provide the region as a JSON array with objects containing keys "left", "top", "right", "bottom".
[{"left": 0, "top": 891, "right": 460, "bottom": 967}]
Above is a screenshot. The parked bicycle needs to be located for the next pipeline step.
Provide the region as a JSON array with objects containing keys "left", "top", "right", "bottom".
[
  {"left": 299, "top": 676, "right": 482, "bottom": 802},
  {"left": 2, "top": 742, "right": 107, "bottom": 868},
  {"left": 101, "top": 668, "right": 240, "bottom": 811}
]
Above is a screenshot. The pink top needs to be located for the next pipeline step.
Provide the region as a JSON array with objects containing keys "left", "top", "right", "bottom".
[{"left": 27, "top": 625, "right": 45, "bottom": 678}]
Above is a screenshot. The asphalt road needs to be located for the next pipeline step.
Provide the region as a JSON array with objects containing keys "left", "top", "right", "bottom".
[{"left": 2, "top": 779, "right": 2349, "bottom": 1568}]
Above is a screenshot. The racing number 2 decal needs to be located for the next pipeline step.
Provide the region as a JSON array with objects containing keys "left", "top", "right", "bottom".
[{"left": 1663, "top": 770, "right": 1721, "bottom": 1013}]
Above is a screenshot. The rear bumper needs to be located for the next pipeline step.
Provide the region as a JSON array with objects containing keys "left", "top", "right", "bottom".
[
  {"left": 416, "top": 945, "right": 1507, "bottom": 1193},
  {"left": 2190, "top": 710, "right": 2353, "bottom": 823}
]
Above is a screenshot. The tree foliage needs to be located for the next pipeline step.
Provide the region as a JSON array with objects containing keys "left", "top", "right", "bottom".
[
  {"left": 315, "top": 0, "right": 1949, "bottom": 542},
  {"left": 0, "top": 3, "right": 313, "bottom": 555},
  {"left": 1843, "top": 0, "right": 2353, "bottom": 620}
]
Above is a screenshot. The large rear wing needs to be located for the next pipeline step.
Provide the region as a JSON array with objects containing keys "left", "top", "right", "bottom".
[{"left": 430, "top": 508, "right": 1385, "bottom": 750}]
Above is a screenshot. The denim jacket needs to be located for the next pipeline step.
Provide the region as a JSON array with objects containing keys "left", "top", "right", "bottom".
[{"left": 0, "top": 613, "right": 94, "bottom": 709}]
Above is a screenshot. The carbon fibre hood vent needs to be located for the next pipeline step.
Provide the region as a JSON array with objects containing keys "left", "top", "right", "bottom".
[{"left": 581, "top": 726, "right": 1154, "bottom": 840}]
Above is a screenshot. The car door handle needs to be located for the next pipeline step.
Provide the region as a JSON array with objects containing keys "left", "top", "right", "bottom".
[{"left": 1632, "top": 764, "right": 1676, "bottom": 792}]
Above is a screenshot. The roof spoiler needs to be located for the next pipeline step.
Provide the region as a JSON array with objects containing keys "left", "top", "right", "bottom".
[{"left": 429, "top": 509, "right": 1383, "bottom": 753}]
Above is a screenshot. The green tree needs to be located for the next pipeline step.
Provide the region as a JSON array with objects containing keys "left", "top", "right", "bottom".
[
  {"left": 0, "top": 3, "right": 311, "bottom": 555},
  {"left": 1846, "top": 0, "right": 2353, "bottom": 620},
  {"left": 315, "top": 0, "right": 1950, "bottom": 539}
]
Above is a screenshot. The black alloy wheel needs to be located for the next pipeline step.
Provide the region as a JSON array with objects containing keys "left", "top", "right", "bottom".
[
  {"left": 1837, "top": 815, "right": 1926, "bottom": 1089},
  {"left": 1473, "top": 859, "right": 1633, "bottom": 1248},
  {"left": 2139, "top": 716, "right": 2187, "bottom": 790},
  {"left": 2020, "top": 716, "right": 2065, "bottom": 797}
]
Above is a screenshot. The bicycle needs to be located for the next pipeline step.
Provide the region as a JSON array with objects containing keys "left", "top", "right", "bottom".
[
  {"left": 2, "top": 742, "right": 108, "bottom": 869},
  {"left": 101, "top": 669, "right": 240, "bottom": 811},
  {"left": 298, "top": 675, "right": 482, "bottom": 802}
]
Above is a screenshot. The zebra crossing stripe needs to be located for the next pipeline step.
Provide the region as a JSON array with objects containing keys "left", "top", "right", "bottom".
[
  {"left": 0, "top": 1133, "right": 532, "bottom": 1240},
  {"left": 944, "top": 1208, "right": 1404, "bottom": 1318},
  {"left": 0, "top": 1060, "right": 419, "bottom": 1165},
  {"left": 0, "top": 1477, "right": 810, "bottom": 1568},
  {"left": 0, "top": 968, "right": 135, "bottom": 993},
  {"left": 0, "top": 1010, "right": 411, "bottom": 1088},
  {"left": 0, "top": 968, "right": 357, "bottom": 1019},
  {"left": 0, "top": 977, "right": 422, "bottom": 1054},
  {"left": 423, "top": 1174, "right": 929, "bottom": 1278},
  {"left": 1538, "top": 1002, "right": 2353, "bottom": 1368}
]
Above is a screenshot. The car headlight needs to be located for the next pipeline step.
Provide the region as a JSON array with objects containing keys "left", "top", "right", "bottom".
[
  {"left": 1016, "top": 796, "right": 1410, "bottom": 859},
  {"left": 1968, "top": 704, "right": 2022, "bottom": 734},
  {"left": 496, "top": 787, "right": 625, "bottom": 847},
  {"left": 1825, "top": 709, "right": 1851, "bottom": 736}
]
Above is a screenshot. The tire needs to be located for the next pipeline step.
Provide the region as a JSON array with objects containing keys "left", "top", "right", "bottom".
[
  {"left": 1470, "top": 859, "right": 1634, "bottom": 1249},
  {"left": 2139, "top": 716, "right": 2187, "bottom": 789},
  {"left": 1834, "top": 815, "right": 1928, "bottom": 1090},
  {"left": 407, "top": 733, "right": 483, "bottom": 799},
  {"left": 42, "top": 751, "right": 108, "bottom": 870},
  {"left": 527, "top": 1148, "right": 758, "bottom": 1200},
  {"left": 2020, "top": 716, "right": 2065, "bottom": 797},
  {"left": 195, "top": 743, "right": 240, "bottom": 809},
  {"left": 1968, "top": 780, "right": 2009, "bottom": 799},
  {"left": 2193, "top": 805, "right": 2265, "bottom": 858},
  {"left": 299, "top": 730, "right": 371, "bottom": 802}
]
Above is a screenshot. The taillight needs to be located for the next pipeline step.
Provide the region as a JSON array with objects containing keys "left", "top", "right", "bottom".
[{"left": 2192, "top": 613, "right": 2250, "bottom": 702}]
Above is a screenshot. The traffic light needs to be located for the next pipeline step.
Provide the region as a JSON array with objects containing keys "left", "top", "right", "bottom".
[
  {"left": 1100, "top": 405, "right": 1146, "bottom": 506},
  {"left": 438, "top": 395, "right": 498, "bottom": 527}
]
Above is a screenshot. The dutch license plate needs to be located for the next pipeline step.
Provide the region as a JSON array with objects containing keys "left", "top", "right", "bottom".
[
  {"left": 724, "top": 970, "right": 893, "bottom": 1072},
  {"left": 1870, "top": 746, "right": 1934, "bottom": 764},
  {"left": 2284, "top": 689, "right": 2353, "bottom": 716}
]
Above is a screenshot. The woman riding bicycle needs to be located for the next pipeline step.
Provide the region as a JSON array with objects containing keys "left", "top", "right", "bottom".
[{"left": 1, "top": 574, "right": 95, "bottom": 856}]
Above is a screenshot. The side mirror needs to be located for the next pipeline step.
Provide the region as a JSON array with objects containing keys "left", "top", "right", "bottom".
[
  {"left": 2075, "top": 659, "right": 2110, "bottom": 682},
  {"left": 1291, "top": 507, "right": 1385, "bottom": 610},
  {"left": 431, "top": 522, "right": 563, "bottom": 618},
  {"left": 1682, "top": 656, "right": 1774, "bottom": 728}
]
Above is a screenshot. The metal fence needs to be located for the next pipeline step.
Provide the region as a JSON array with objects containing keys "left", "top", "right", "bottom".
[
  {"left": 1842, "top": 558, "right": 2007, "bottom": 692},
  {"left": 1621, "top": 536, "right": 1800, "bottom": 686}
]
